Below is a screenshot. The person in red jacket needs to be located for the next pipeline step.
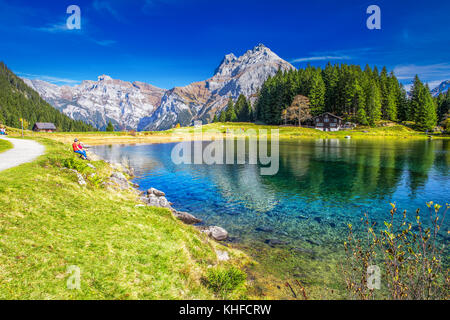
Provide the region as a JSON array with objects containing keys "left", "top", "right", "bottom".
[{"left": 72, "top": 138, "right": 87, "bottom": 160}]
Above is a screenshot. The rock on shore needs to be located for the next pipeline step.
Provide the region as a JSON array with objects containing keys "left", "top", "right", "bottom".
[
  {"left": 173, "top": 211, "right": 202, "bottom": 225},
  {"left": 104, "top": 159, "right": 229, "bottom": 242},
  {"left": 199, "top": 226, "right": 229, "bottom": 241}
]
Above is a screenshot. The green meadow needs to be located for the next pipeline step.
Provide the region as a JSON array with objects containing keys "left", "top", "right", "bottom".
[
  {"left": 0, "top": 138, "right": 249, "bottom": 299},
  {"left": 0, "top": 139, "right": 12, "bottom": 153}
]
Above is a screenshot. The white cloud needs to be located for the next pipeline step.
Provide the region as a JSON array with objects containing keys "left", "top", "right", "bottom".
[
  {"left": 291, "top": 56, "right": 351, "bottom": 63},
  {"left": 394, "top": 63, "right": 450, "bottom": 81},
  {"left": 93, "top": 39, "right": 117, "bottom": 46},
  {"left": 290, "top": 48, "right": 376, "bottom": 64},
  {"left": 31, "top": 20, "right": 116, "bottom": 47},
  {"left": 34, "top": 23, "right": 69, "bottom": 33},
  {"left": 93, "top": 0, "right": 124, "bottom": 22},
  {"left": 17, "top": 72, "right": 80, "bottom": 86},
  {"left": 394, "top": 63, "right": 450, "bottom": 91}
]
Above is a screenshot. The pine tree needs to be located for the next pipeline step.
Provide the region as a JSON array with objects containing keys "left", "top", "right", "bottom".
[
  {"left": 384, "top": 76, "right": 398, "bottom": 121},
  {"left": 351, "top": 80, "right": 368, "bottom": 125},
  {"left": 106, "top": 121, "right": 114, "bottom": 132},
  {"left": 225, "top": 98, "right": 237, "bottom": 122},
  {"left": 235, "top": 94, "right": 249, "bottom": 121},
  {"left": 410, "top": 76, "right": 437, "bottom": 131},
  {"left": 219, "top": 110, "right": 226, "bottom": 122},
  {"left": 436, "top": 91, "right": 450, "bottom": 123},
  {"left": 212, "top": 114, "right": 218, "bottom": 123},
  {"left": 308, "top": 71, "right": 325, "bottom": 115},
  {"left": 252, "top": 63, "right": 439, "bottom": 127},
  {"left": 364, "top": 79, "right": 382, "bottom": 126},
  {"left": 322, "top": 63, "right": 339, "bottom": 113}
]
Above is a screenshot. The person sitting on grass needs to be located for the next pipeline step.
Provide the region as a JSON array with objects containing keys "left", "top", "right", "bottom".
[
  {"left": 0, "top": 127, "right": 6, "bottom": 135},
  {"left": 72, "top": 138, "right": 88, "bottom": 160}
]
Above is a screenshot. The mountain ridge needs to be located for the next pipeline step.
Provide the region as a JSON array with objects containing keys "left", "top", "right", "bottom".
[
  {"left": 24, "top": 44, "right": 295, "bottom": 131},
  {"left": 138, "top": 44, "right": 295, "bottom": 130},
  {"left": 24, "top": 76, "right": 167, "bottom": 131},
  {"left": 431, "top": 80, "right": 450, "bottom": 97},
  {"left": 0, "top": 62, "right": 94, "bottom": 132}
]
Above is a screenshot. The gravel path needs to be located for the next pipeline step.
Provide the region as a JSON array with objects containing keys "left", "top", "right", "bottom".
[{"left": 0, "top": 137, "right": 45, "bottom": 172}]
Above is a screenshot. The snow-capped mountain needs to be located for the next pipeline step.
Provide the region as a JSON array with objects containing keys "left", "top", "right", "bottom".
[
  {"left": 431, "top": 80, "right": 450, "bottom": 97},
  {"left": 24, "top": 44, "right": 294, "bottom": 131},
  {"left": 24, "top": 75, "right": 166, "bottom": 130},
  {"left": 138, "top": 44, "right": 295, "bottom": 131}
]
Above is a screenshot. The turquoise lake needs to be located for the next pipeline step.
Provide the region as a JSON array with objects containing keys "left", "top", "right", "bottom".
[{"left": 93, "top": 139, "right": 449, "bottom": 294}]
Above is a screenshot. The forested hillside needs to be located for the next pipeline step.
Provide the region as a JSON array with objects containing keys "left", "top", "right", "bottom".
[
  {"left": 0, "top": 62, "right": 94, "bottom": 132},
  {"left": 252, "top": 63, "right": 446, "bottom": 131}
]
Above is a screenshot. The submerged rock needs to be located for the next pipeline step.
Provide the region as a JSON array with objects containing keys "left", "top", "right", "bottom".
[
  {"left": 255, "top": 227, "right": 274, "bottom": 233},
  {"left": 305, "top": 239, "right": 321, "bottom": 246},
  {"left": 264, "top": 239, "right": 289, "bottom": 247},
  {"left": 226, "top": 236, "right": 241, "bottom": 244},
  {"left": 173, "top": 210, "right": 202, "bottom": 225},
  {"left": 291, "top": 247, "right": 315, "bottom": 255},
  {"left": 314, "top": 217, "right": 322, "bottom": 224}
]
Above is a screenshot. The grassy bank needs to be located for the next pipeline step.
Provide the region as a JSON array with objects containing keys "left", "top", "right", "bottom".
[
  {"left": 6, "top": 122, "right": 446, "bottom": 147},
  {"left": 0, "top": 139, "right": 12, "bottom": 153},
  {"left": 0, "top": 138, "right": 250, "bottom": 299}
]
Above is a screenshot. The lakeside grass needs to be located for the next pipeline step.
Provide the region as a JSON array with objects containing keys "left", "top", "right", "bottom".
[
  {"left": 0, "top": 137, "right": 250, "bottom": 299},
  {"left": 0, "top": 139, "right": 13, "bottom": 153},
  {"left": 6, "top": 122, "right": 447, "bottom": 146}
]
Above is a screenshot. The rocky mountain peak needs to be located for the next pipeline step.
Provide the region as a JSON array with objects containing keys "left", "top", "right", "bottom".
[
  {"left": 252, "top": 43, "right": 270, "bottom": 53},
  {"left": 431, "top": 80, "right": 450, "bottom": 97},
  {"left": 98, "top": 74, "right": 113, "bottom": 81},
  {"left": 139, "top": 45, "right": 295, "bottom": 131},
  {"left": 213, "top": 43, "right": 291, "bottom": 78}
]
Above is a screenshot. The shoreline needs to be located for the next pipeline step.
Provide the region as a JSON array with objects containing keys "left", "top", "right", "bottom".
[
  {"left": 92, "top": 151, "right": 231, "bottom": 243},
  {"left": 7, "top": 122, "right": 448, "bottom": 147},
  {"left": 79, "top": 134, "right": 445, "bottom": 148}
]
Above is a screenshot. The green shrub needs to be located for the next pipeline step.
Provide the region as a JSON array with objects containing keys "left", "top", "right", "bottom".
[
  {"left": 87, "top": 173, "right": 104, "bottom": 188},
  {"left": 205, "top": 266, "right": 246, "bottom": 298},
  {"left": 343, "top": 202, "right": 449, "bottom": 300},
  {"left": 62, "top": 157, "right": 91, "bottom": 174}
]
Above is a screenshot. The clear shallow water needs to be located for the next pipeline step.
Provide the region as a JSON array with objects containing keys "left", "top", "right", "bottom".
[
  {"left": 94, "top": 139, "right": 449, "bottom": 233},
  {"left": 93, "top": 139, "right": 449, "bottom": 290}
]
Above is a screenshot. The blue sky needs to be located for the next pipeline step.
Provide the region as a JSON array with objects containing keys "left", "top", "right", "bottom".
[{"left": 0, "top": 0, "right": 449, "bottom": 90}]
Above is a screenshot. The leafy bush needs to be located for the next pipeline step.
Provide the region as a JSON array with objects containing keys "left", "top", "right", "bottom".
[
  {"left": 62, "top": 157, "right": 90, "bottom": 174},
  {"left": 204, "top": 266, "right": 246, "bottom": 298},
  {"left": 442, "top": 117, "right": 450, "bottom": 133},
  {"left": 343, "top": 202, "right": 449, "bottom": 300},
  {"left": 87, "top": 173, "right": 104, "bottom": 188}
]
